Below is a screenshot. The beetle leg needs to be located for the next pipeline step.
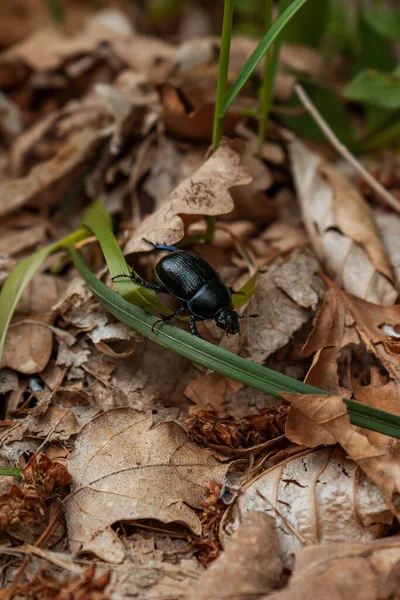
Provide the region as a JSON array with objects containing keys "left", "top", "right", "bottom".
[
  {"left": 151, "top": 305, "right": 187, "bottom": 333},
  {"left": 189, "top": 316, "right": 203, "bottom": 339},
  {"left": 129, "top": 271, "right": 165, "bottom": 292},
  {"left": 142, "top": 238, "right": 179, "bottom": 252}
]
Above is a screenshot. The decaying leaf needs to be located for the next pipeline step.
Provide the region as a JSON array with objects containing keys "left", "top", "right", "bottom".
[
  {"left": 241, "top": 248, "right": 325, "bottom": 363},
  {"left": 124, "top": 141, "right": 251, "bottom": 253},
  {"left": 186, "top": 513, "right": 283, "bottom": 600},
  {"left": 266, "top": 538, "right": 400, "bottom": 600},
  {"left": 289, "top": 138, "right": 397, "bottom": 305},
  {"left": 66, "top": 408, "right": 229, "bottom": 563},
  {"left": 232, "top": 446, "right": 391, "bottom": 561},
  {"left": 282, "top": 393, "right": 400, "bottom": 522}
]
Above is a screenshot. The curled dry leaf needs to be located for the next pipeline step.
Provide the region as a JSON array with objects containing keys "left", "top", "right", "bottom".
[
  {"left": 289, "top": 138, "right": 397, "bottom": 305},
  {"left": 124, "top": 141, "right": 252, "bottom": 253},
  {"left": 285, "top": 284, "right": 346, "bottom": 448},
  {"left": 66, "top": 408, "right": 229, "bottom": 563},
  {"left": 282, "top": 393, "right": 400, "bottom": 522},
  {"left": 266, "top": 538, "right": 400, "bottom": 600},
  {"left": 241, "top": 248, "right": 325, "bottom": 364},
  {"left": 185, "top": 513, "right": 283, "bottom": 600},
  {"left": 232, "top": 446, "right": 391, "bottom": 561}
]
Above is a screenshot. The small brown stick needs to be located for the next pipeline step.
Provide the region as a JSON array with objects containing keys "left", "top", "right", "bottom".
[{"left": 294, "top": 83, "right": 400, "bottom": 214}]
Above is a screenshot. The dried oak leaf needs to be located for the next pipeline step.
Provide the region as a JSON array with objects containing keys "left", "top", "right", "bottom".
[
  {"left": 282, "top": 393, "right": 400, "bottom": 523},
  {"left": 232, "top": 446, "right": 391, "bottom": 561},
  {"left": 289, "top": 138, "right": 397, "bottom": 305},
  {"left": 266, "top": 538, "right": 400, "bottom": 600},
  {"left": 124, "top": 141, "right": 251, "bottom": 253},
  {"left": 240, "top": 248, "right": 325, "bottom": 363},
  {"left": 0, "top": 484, "right": 45, "bottom": 530},
  {"left": 285, "top": 284, "right": 347, "bottom": 448},
  {"left": 65, "top": 408, "right": 229, "bottom": 563},
  {"left": 186, "top": 513, "right": 283, "bottom": 600}
]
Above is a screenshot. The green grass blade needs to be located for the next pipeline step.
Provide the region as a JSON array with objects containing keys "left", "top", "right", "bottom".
[
  {"left": 0, "top": 466, "right": 23, "bottom": 477},
  {"left": 71, "top": 248, "right": 400, "bottom": 440},
  {"left": 223, "top": 0, "right": 309, "bottom": 114},
  {"left": 81, "top": 200, "right": 171, "bottom": 312},
  {"left": 43, "top": 0, "right": 65, "bottom": 23},
  {"left": 0, "top": 227, "right": 90, "bottom": 361}
]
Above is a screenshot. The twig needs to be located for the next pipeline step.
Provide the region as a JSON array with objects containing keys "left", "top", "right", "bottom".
[{"left": 294, "top": 83, "right": 400, "bottom": 214}]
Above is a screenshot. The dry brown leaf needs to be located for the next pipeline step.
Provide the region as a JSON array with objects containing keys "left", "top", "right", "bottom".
[
  {"left": 375, "top": 208, "right": 400, "bottom": 290},
  {"left": 285, "top": 285, "right": 346, "bottom": 447},
  {"left": 265, "top": 538, "right": 400, "bottom": 600},
  {"left": 290, "top": 138, "right": 397, "bottom": 305},
  {"left": 0, "top": 321, "right": 53, "bottom": 374},
  {"left": 232, "top": 446, "right": 391, "bottom": 562},
  {"left": 66, "top": 408, "right": 229, "bottom": 563},
  {"left": 185, "top": 513, "right": 283, "bottom": 600},
  {"left": 0, "top": 129, "right": 102, "bottom": 218},
  {"left": 240, "top": 248, "right": 325, "bottom": 364},
  {"left": 282, "top": 393, "right": 400, "bottom": 522},
  {"left": 161, "top": 83, "right": 241, "bottom": 141},
  {"left": 185, "top": 372, "right": 243, "bottom": 414},
  {"left": 124, "top": 141, "right": 251, "bottom": 253}
]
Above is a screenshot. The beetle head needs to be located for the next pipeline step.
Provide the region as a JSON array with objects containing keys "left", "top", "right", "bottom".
[{"left": 215, "top": 309, "right": 240, "bottom": 335}]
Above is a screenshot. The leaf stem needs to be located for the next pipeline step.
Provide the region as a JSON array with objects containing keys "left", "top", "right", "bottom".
[
  {"left": 258, "top": 0, "right": 288, "bottom": 156},
  {"left": 212, "top": 0, "right": 234, "bottom": 152},
  {"left": 206, "top": 0, "right": 234, "bottom": 246}
]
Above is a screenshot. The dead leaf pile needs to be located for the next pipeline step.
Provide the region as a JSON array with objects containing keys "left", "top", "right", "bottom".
[{"left": 2, "top": 4, "right": 400, "bottom": 600}]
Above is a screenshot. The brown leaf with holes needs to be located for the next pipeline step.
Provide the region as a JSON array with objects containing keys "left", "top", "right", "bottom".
[
  {"left": 66, "top": 408, "right": 229, "bottom": 563},
  {"left": 124, "top": 141, "right": 251, "bottom": 253},
  {"left": 282, "top": 392, "right": 400, "bottom": 522},
  {"left": 290, "top": 138, "right": 397, "bottom": 305},
  {"left": 232, "top": 445, "right": 392, "bottom": 559}
]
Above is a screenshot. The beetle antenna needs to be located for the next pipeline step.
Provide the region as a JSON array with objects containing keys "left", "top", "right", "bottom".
[{"left": 238, "top": 313, "right": 259, "bottom": 319}]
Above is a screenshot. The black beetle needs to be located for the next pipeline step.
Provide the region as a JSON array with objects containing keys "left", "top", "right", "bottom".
[{"left": 113, "top": 240, "right": 257, "bottom": 338}]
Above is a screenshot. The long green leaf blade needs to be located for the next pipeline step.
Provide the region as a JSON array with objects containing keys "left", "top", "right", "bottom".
[
  {"left": 223, "top": 0, "right": 309, "bottom": 114},
  {"left": 0, "top": 227, "right": 90, "bottom": 360},
  {"left": 71, "top": 248, "right": 400, "bottom": 440}
]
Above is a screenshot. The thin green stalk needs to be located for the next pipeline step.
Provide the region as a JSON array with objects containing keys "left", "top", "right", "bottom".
[
  {"left": 43, "top": 0, "right": 65, "bottom": 23},
  {"left": 258, "top": 0, "right": 288, "bottom": 155},
  {"left": 206, "top": 0, "right": 234, "bottom": 245},
  {"left": 258, "top": 0, "right": 274, "bottom": 156},
  {"left": 212, "top": 0, "right": 234, "bottom": 151},
  {"left": 0, "top": 466, "right": 22, "bottom": 477}
]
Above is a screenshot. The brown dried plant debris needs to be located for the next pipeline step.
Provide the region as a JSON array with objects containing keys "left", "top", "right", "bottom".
[
  {"left": 186, "top": 406, "right": 289, "bottom": 449},
  {"left": 65, "top": 408, "right": 229, "bottom": 563},
  {"left": 188, "top": 512, "right": 283, "bottom": 600},
  {"left": 0, "top": 454, "right": 71, "bottom": 530},
  {"left": 124, "top": 141, "right": 252, "bottom": 253},
  {"left": 282, "top": 392, "right": 400, "bottom": 523},
  {"left": 232, "top": 445, "right": 391, "bottom": 560},
  {"left": 289, "top": 137, "right": 397, "bottom": 305},
  {"left": 10, "top": 564, "right": 111, "bottom": 600},
  {"left": 266, "top": 538, "right": 400, "bottom": 600}
]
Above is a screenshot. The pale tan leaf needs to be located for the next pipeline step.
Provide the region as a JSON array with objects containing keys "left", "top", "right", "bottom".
[
  {"left": 289, "top": 138, "right": 397, "bottom": 305},
  {"left": 241, "top": 248, "right": 325, "bottom": 364},
  {"left": 282, "top": 393, "right": 400, "bottom": 522},
  {"left": 232, "top": 446, "right": 391, "bottom": 561},
  {"left": 265, "top": 538, "right": 400, "bottom": 600},
  {"left": 66, "top": 408, "right": 229, "bottom": 563},
  {"left": 124, "top": 141, "right": 252, "bottom": 253},
  {"left": 185, "top": 513, "right": 283, "bottom": 600},
  {"left": 0, "top": 322, "right": 53, "bottom": 374}
]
